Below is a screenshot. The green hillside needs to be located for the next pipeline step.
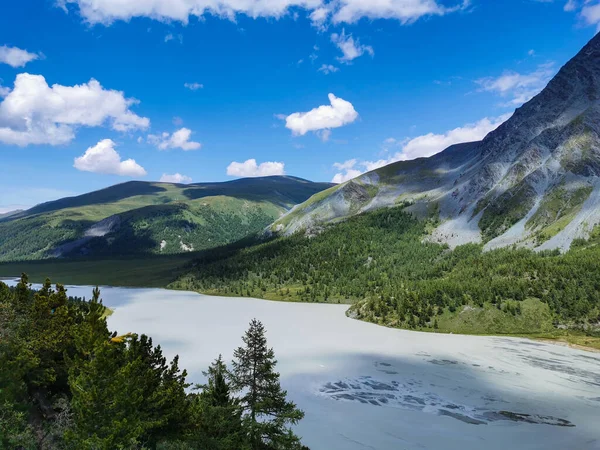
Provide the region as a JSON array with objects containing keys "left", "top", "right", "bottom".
[
  {"left": 171, "top": 205, "right": 600, "bottom": 345},
  {"left": 0, "top": 177, "right": 333, "bottom": 261}
]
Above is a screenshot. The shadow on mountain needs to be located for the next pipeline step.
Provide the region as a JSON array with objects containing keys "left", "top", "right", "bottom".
[{"left": 182, "top": 176, "right": 334, "bottom": 206}]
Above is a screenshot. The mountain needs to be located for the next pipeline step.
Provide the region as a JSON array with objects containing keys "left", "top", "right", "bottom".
[
  {"left": 0, "top": 176, "right": 333, "bottom": 261},
  {"left": 0, "top": 209, "right": 24, "bottom": 220},
  {"left": 276, "top": 34, "right": 600, "bottom": 252}
]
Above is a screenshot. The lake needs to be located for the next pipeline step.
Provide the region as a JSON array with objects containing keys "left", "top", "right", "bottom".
[{"left": 5, "top": 281, "right": 600, "bottom": 450}]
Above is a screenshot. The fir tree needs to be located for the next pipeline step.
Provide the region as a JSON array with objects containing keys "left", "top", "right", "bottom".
[
  {"left": 230, "top": 319, "right": 305, "bottom": 450},
  {"left": 193, "top": 355, "right": 247, "bottom": 449}
]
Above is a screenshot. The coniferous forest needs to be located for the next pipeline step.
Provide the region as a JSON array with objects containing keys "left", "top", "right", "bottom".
[
  {"left": 172, "top": 207, "right": 600, "bottom": 337},
  {"left": 0, "top": 276, "right": 307, "bottom": 450}
]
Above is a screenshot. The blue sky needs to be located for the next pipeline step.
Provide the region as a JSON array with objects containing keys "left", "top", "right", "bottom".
[{"left": 0, "top": 0, "right": 599, "bottom": 211}]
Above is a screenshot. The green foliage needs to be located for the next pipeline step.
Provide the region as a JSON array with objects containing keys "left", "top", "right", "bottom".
[
  {"left": 0, "top": 278, "right": 307, "bottom": 449},
  {"left": 174, "top": 207, "right": 445, "bottom": 304},
  {"left": 0, "top": 178, "right": 333, "bottom": 262},
  {"left": 191, "top": 356, "right": 247, "bottom": 450},
  {"left": 479, "top": 183, "right": 537, "bottom": 241},
  {"left": 174, "top": 206, "right": 600, "bottom": 336},
  {"left": 527, "top": 184, "right": 593, "bottom": 243},
  {"left": 230, "top": 320, "right": 305, "bottom": 450}
]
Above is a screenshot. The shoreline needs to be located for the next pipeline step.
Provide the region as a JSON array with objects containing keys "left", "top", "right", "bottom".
[{"left": 3, "top": 277, "right": 599, "bottom": 354}]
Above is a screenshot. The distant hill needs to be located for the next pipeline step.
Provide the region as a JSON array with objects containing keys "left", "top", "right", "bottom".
[
  {"left": 0, "top": 176, "right": 333, "bottom": 261},
  {"left": 276, "top": 33, "right": 600, "bottom": 252},
  {"left": 0, "top": 210, "right": 24, "bottom": 220}
]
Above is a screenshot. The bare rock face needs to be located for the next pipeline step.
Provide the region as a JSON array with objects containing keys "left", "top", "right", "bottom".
[{"left": 277, "top": 34, "right": 600, "bottom": 252}]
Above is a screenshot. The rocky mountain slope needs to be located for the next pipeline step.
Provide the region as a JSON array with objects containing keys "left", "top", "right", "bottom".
[
  {"left": 276, "top": 34, "right": 600, "bottom": 252},
  {"left": 0, "top": 176, "right": 333, "bottom": 261}
]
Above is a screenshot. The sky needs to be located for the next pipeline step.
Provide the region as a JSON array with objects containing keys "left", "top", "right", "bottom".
[{"left": 0, "top": 0, "right": 599, "bottom": 212}]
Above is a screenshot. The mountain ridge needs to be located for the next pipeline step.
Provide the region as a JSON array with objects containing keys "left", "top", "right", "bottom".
[
  {"left": 0, "top": 176, "right": 333, "bottom": 261},
  {"left": 275, "top": 33, "right": 600, "bottom": 252}
]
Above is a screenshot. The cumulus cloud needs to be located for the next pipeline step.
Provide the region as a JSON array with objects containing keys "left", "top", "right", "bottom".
[
  {"left": 331, "top": 29, "right": 373, "bottom": 63},
  {"left": 285, "top": 93, "right": 358, "bottom": 136},
  {"left": 0, "top": 73, "right": 149, "bottom": 146},
  {"left": 0, "top": 45, "right": 40, "bottom": 68},
  {"left": 74, "top": 139, "right": 147, "bottom": 177},
  {"left": 475, "top": 63, "right": 555, "bottom": 106},
  {"left": 160, "top": 173, "right": 193, "bottom": 183},
  {"left": 331, "top": 114, "right": 510, "bottom": 182},
  {"left": 318, "top": 64, "right": 339, "bottom": 74},
  {"left": 226, "top": 159, "right": 285, "bottom": 177},
  {"left": 57, "top": 0, "right": 466, "bottom": 26},
  {"left": 147, "top": 128, "right": 201, "bottom": 151},
  {"left": 332, "top": 159, "right": 362, "bottom": 183},
  {"left": 184, "top": 82, "right": 204, "bottom": 91}
]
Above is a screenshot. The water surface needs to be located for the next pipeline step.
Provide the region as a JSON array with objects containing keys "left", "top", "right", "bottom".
[{"left": 5, "top": 281, "right": 600, "bottom": 450}]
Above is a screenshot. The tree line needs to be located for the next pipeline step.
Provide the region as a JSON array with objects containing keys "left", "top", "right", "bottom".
[
  {"left": 173, "top": 206, "right": 600, "bottom": 333},
  {"left": 0, "top": 275, "right": 307, "bottom": 449}
]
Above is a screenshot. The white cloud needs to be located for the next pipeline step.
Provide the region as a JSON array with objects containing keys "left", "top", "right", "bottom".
[
  {"left": 0, "top": 84, "right": 10, "bottom": 97},
  {"left": 160, "top": 173, "right": 193, "bottom": 183},
  {"left": 564, "top": 0, "right": 577, "bottom": 12},
  {"left": 318, "top": 64, "right": 339, "bottom": 74},
  {"left": 317, "top": 129, "right": 332, "bottom": 141},
  {"left": 0, "top": 45, "right": 40, "bottom": 68},
  {"left": 74, "top": 139, "right": 147, "bottom": 177},
  {"left": 396, "top": 114, "right": 511, "bottom": 161},
  {"left": 475, "top": 63, "right": 555, "bottom": 106},
  {"left": 331, "top": 114, "right": 511, "bottom": 182},
  {"left": 148, "top": 128, "right": 201, "bottom": 151},
  {"left": 331, "top": 158, "right": 363, "bottom": 182},
  {"left": 581, "top": 3, "right": 600, "bottom": 27},
  {"left": 310, "top": 6, "right": 330, "bottom": 26},
  {"left": 184, "top": 82, "right": 204, "bottom": 91},
  {"left": 59, "top": 0, "right": 323, "bottom": 24},
  {"left": 285, "top": 93, "right": 358, "bottom": 136},
  {"left": 165, "top": 33, "right": 183, "bottom": 43},
  {"left": 57, "top": 0, "right": 466, "bottom": 26},
  {"left": 331, "top": 0, "right": 470, "bottom": 24},
  {"left": 226, "top": 159, "right": 285, "bottom": 177},
  {"left": 331, "top": 29, "right": 373, "bottom": 63},
  {"left": 0, "top": 73, "right": 149, "bottom": 146}
]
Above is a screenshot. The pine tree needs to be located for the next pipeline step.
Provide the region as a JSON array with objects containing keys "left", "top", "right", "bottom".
[
  {"left": 193, "top": 355, "right": 247, "bottom": 449},
  {"left": 230, "top": 319, "right": 305, "bottom": 450}
]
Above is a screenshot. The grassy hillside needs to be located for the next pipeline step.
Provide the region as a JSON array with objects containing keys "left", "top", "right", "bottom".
[{"left": 0, "top": 177, "right": 333, "bottom": 261}]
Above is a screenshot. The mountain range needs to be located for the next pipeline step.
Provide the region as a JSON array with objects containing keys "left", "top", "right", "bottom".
[
  {"left": 276, "top": 33, "right": 600, "bottom": 252},
  {"left": 0, "top": 176, "right": 332, "bottom": 261},
  {"left": 4, "top": 34, "right": 600, "bottom": 263}
]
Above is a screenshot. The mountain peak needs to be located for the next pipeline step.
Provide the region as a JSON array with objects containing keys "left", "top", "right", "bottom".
[{"left": 276, "top": 33, "right": 600, "bottom": 253}]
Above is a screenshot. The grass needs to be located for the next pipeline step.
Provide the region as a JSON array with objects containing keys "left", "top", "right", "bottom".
[
  {"left": 527, "top": 184, "right": 593, "bottom": 243},
  {"left": 275, "top": 184, "right": 343, "bottom": 228},
  {"left": 479, "top": 183, "right": 537, "bottom": 241},
  {"left": 432, "top": 298, "right": 555, "bottom": 335}
]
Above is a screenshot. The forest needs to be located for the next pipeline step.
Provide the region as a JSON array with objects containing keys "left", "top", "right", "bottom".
[
  {"left": 173, "top": 206, "right": 600, "bottom": 337},
  {"left": 0, "top": 276, "right": 307, "bottom": 450}
]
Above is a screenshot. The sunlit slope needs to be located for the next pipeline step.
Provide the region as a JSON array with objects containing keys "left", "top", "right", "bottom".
[{"left": 0, "top": 176, "right": 333, "bottom": 261}]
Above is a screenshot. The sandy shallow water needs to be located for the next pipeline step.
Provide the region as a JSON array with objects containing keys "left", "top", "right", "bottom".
[{"left": 5, "top": 281, "right": 600, "bottom": 450}]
